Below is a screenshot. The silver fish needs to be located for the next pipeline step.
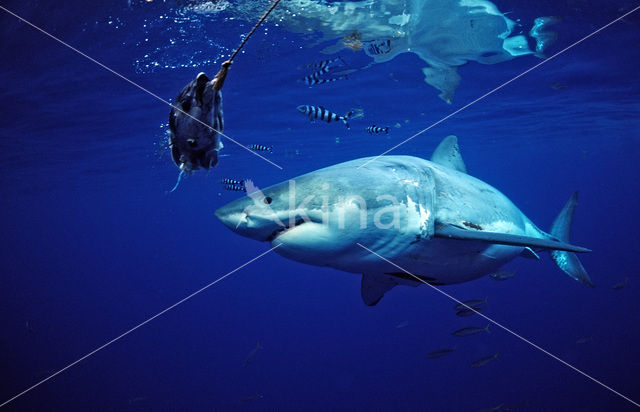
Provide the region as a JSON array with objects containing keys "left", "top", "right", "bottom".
[
  {"left": 454, "top": 297, "right": 488, "bottom": 311},
  {"left": 452, "top": 324, "right": 490, "bottom": 337},
  {"left": 239, "top": 392, "right": 264, "bottom": 404},
  {"left": 612, "top": 277, "right": 628, "bottom": 290},
  {"left": 470, "top": 353, "right": 499, "bottom": 368},
  {"left": 425, "top": 348, "right": 456, "bottom": 359},
  {"left": 396, "top": 320, "right": 409, "bottom": 328},
  {"left": 476, "top": 403, "right": 504, "bottom": 412},
  {"left": 576, "top": 335, "right": 594, "bottom": 344},
  {"left": 489, "top": 270, "right": 515, "bottom": 281},
  {"left": 242, "top": 341, "right": 263, "bottom": 368},
  {"left": 456, "top": 307, "right": 483, "bottom": 317}
]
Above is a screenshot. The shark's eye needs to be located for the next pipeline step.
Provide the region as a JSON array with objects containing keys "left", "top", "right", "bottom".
[{"left": 263, "top": 196, "right": 272, "bottom": 205}]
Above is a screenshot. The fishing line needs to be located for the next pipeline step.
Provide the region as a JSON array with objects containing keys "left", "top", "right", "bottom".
[{"left": 228, "top": 0, "right": 283, "bottom": 62}]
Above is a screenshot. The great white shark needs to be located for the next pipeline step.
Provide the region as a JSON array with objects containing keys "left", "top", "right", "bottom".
[{"left": 215, "top": 136, "right": 592, "bottom": 305}]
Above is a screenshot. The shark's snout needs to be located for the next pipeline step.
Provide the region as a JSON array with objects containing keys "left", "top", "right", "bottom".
[
  {"left": 215, "top": 200, "right": 286, "bottom": 242},
  {"left": 214, "top": 205, "right": 243, "bottom": 230}
]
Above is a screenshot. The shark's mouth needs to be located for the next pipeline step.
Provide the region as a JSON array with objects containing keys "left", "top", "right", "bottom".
[{"left": 266, "top": 217, "right": 308, "bottom": 242}]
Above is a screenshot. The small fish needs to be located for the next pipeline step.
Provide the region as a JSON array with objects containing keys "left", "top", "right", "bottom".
[
  {"left": 247, "top": 144, "right": 273, "bottom": 153},
  {"left": 612, "top": 277, "right": 628, "bottom": 290},
  {"left": 550, "top": 82, "right": 568, "bottom": 90},
  {"left": 364, "top": 39, "right": 392, "bottom": 56},
  {"left": 298, "top": 57, "right": 344, "bottom": 71},
  {"left": 502, "top": 400, "right": 531, "bottom": 411},
  {"left": 366, "top": 125, "right": 389, "bottom": 134},
  {"left": 239, "top": 392, "right": 264, "bottom": 404},
  {"left": 576, "top": 335, "right": 594, "bottom": 344},
  {"left": 452, "top": 324, "right": 490, "bottom": 337},
  {"left": 425, "top": 347, "right": 456, "bottom": 359},
  {"left": 477, "top": 403, "right": 504, "bottom": 412},
  {"left": 489, "top": 270, "right": 515, "bottom": 281},
  {"left": 25, "top": 321, "right": 35, "bottom": 334},
  {"left": 221, "top": 178, "right": 244, "bottom": 186},
  {"left": 301, "top": 72, "right": 347, "bottom": 86},
  {"left": 470, "top": 353, "right": 499, "bottom": 368},
  {"left": 454, "top": 297, "right": 488, "bottom": 311},
  {"left": 297, "top": 105, "right": 353, "bottom": 129},
  {"left": 242, "top": 341, "right": 263, "bottom": 368},
  {"left": 456, "top": 307, "right": 483, "bottom": 317},
  {"left": 224, "top": 184, "right": 246, "bottom": 192},
  {"left": 128, "top": 397, "right": 146, "bottom": 405},
  {"left": 396, "top": 320, "right": 409, "bottom": 328}
]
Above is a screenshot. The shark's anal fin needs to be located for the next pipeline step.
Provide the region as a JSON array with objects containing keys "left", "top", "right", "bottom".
[
  {"left": 430, "top": 135, "right": 467, "bottom": 174},
  {"left": 361, "top": 274, "right": 398, "bottom": 306},
  {"left": 434, "top": 224, "right": 591, "bottom": 253},
  {"left": 520, "top": 247, "right": 540, "bottom": 260}
]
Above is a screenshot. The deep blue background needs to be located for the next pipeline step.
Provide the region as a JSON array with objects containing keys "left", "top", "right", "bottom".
[{"left": 1, "top": 0, "right": 639, "bottom": 410}]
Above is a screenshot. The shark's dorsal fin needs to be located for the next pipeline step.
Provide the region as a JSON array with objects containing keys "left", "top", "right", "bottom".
[
  {"left": 361, "top": 274, "right": 398, "bottom": 306},
  {"left": 430, "top": 135, "right": 467, "bottom": 174}
]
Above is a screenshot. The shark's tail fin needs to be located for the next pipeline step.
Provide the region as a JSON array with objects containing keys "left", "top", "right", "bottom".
[{"left": 549, "top": 192, "right": 594, "bottom": 287}]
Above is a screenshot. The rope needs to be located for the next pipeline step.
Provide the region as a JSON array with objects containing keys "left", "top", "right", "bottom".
[{"left": 228, "top": 0, "right": 283, "bottom": 62}]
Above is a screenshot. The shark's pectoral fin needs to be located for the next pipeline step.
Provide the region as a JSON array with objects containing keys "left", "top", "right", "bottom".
[
  {"left": 430, "top": 135, "right": 467, "bottom": 174},
  {"left": 361, "top": 274, "right": 398, "bottom": 306},
  {"left": 434, "top": 224, "right": 591, "bottom": 253},
  {"left": 520, "top": 247, "right": 540, "bottom": 260}
]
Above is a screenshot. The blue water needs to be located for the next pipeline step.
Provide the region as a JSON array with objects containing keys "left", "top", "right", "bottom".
[{"left": 1, "top": 0, "right": 639, "bottom": 410}]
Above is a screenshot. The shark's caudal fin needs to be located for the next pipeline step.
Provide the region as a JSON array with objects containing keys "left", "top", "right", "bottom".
[
  {"left": 549, "top": 192, "right": 594, "bottom": 287},
  {"left": 430, "top": 135, "right": 467, "bottom": 174}
]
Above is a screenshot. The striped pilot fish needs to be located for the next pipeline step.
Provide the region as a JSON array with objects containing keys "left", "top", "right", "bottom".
[
  {"left": 366, "top": 125, "right": 389, "bottom": 134},
  {"left": 247, "top": 144, "right": 273, "bottom": 153},
  {"left": 298, "top": 57, "right": 345, "bottom": 71},
  {"left": 297, "top": 105, "right": 353, "bottom": 129},
  {"left": 221, "top": 178, "right": 244, "bottom": 186},
  {"left": 363, "top": 39, "right": 392, "bottom": 56},
  {"left": 301, "top": 72, "right": 348, "bottom": 86},
  {"left": 223, "top": 184, "right": 246, "bottom": 192}
]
